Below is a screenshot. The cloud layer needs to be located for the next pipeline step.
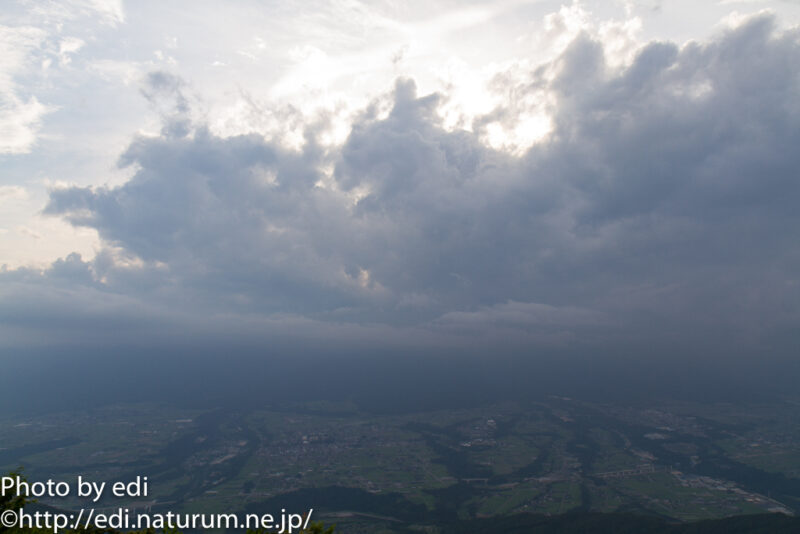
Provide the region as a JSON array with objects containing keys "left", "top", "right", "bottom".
[{"left": 4, "top": 13, "right": 800, "bottom": 357}]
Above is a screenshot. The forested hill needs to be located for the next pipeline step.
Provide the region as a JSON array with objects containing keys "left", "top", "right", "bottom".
[{"left": 441, "top": 511, "right": 800, "bottom": 534}]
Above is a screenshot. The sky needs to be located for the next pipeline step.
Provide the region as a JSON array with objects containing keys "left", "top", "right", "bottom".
[{"left": 2, "top": 0, "right": 800, "bottom": 361}]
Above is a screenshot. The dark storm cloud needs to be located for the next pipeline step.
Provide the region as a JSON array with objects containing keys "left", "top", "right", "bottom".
[{"left": 6, "top": 13, "right": 800, "bottom": 354}]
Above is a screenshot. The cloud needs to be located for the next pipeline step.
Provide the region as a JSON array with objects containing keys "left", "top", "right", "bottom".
[
  {"left": 436, "top": 301, "right": 605, "bottom": 328},
  {"left": 0, "top": 24, "right": 51, "bottom": 154},
  {"left": 0, "top": 0, "right": 128, "bottom": 155},
  {"left": 57, "top": 36, "right": 85, "bottom": 65},
  {"left": 16, "top": 226, "right": 42, "bottom": 239},
  {"left": 0, "top": 185, "right": 29, "bottom": 202},
  {"left": 433, "top": 301, "right": 609, "bottom": 348},
  {"left": 140, "top": 71, "right": 193, "bottom": 138},
  {"left": 5, "top": 12, "right": 800, "bottom": 357},
  {"left": 29, "top": 0, "right": 126, "bottom": 27},
  {"left": 83, "top": 0, "right": 125, "bottom": 26}
]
